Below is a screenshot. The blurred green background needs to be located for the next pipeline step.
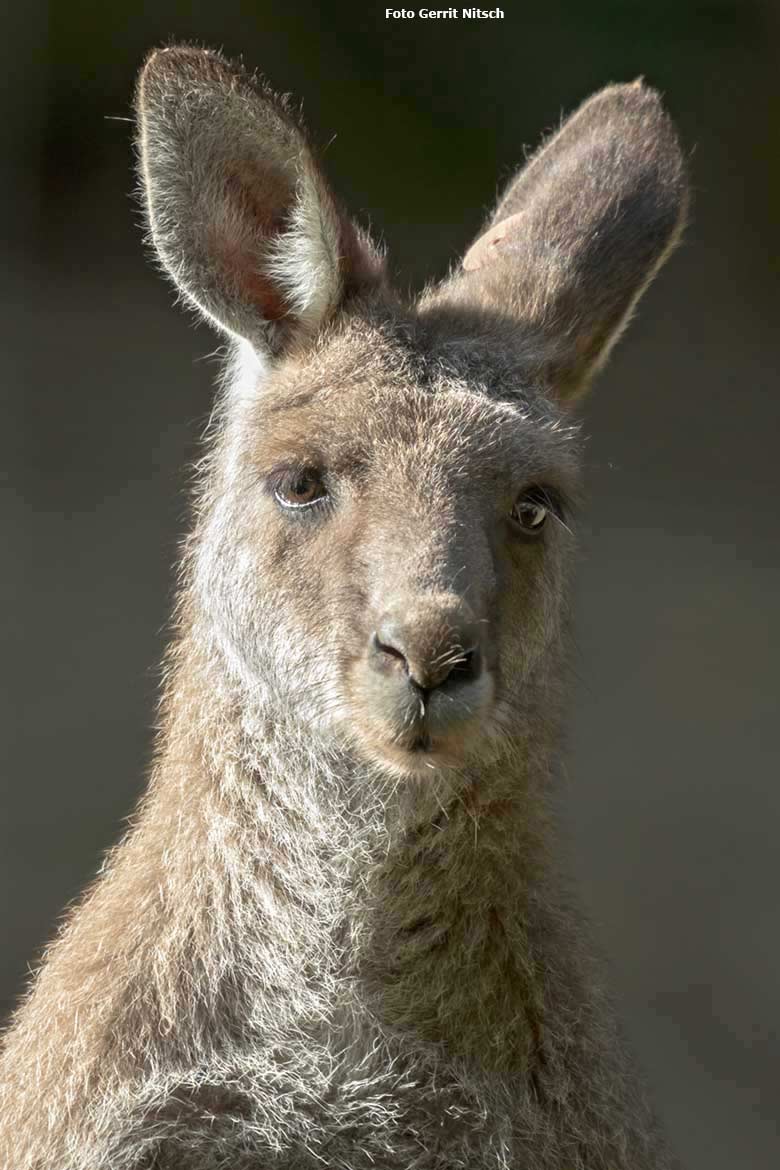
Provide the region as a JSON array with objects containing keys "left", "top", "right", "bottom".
[{"left": 3, "top": 2, "right": 779, "bottom": 1166}]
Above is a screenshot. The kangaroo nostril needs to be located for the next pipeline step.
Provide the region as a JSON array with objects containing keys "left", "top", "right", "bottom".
[
  {"left": 448, "top": 646, "right": 482, "bottom": 683},
  {"left": 369, "top": 619, "right": 483, "bottom": 692},
  {"left": 371, "top": 629, "right": 410, "bottom": 672}
]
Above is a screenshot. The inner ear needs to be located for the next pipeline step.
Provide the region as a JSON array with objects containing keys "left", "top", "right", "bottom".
[{"left": 213, "top": 163, "right": 295, "bottom": 323}]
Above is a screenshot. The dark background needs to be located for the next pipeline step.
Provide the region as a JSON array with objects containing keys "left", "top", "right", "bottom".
[{"left": 3, "top": 1, "right": 778, "bottom": 1165}]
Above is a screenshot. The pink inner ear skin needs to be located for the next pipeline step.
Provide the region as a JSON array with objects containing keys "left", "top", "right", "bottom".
[
  {"left": 208, "top": 165, "right": 295, "bottom": 322},
  {"left": 462, "top": 211, "right": 525, "bottom": 272},
  {"left": 207, "top": 226, "right": 290, "bottom": 322}
]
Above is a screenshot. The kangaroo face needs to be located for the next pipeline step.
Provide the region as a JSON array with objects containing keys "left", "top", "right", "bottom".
[
  {"left": 195, "top": 320, "right": 580, "bottom": 776},
  {"left": 137, "top": 48, "right": 686, "bottom": 776}
]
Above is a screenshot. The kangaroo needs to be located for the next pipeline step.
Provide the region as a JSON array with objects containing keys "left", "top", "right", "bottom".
[{"left": 0, "top": 46, "right": 688, "bottom": 1169}]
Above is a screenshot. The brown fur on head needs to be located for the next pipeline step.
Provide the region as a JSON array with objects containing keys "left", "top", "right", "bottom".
[{"left": 137, "top": 46, "right": 687, "bottom": 784}]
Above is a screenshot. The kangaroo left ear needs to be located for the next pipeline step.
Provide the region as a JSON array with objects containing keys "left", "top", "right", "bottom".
[
  {"left": 136, "top": 46, "right": 384, "bottom": 358},
  {"left": 428, "top": 81, "right": 689, "bottom": 404}
]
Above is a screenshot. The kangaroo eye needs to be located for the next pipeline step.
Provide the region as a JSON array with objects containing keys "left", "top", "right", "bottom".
[
  {"left": 273, "top": 469, "right": 327, "bottom": 509},
  {"left": 510, "top": 487, "right": 552, "bottom": 534}
]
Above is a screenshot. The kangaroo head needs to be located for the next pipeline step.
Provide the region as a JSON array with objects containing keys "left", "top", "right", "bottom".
[{"left": 137, "top": 47, "right": 687, "bottom": 779}]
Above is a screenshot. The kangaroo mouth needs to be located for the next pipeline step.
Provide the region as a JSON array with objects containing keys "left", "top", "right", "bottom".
[
  {"left": 366, "top": 722, "right": 479, "bottom": 777},
  {"left": 410, "top": 733, "right": 434, "bottom": 753},
  {"left": 393, "top": 714, "right": 452, "bottom": 760},
  {"left": 344, "top": 650, "right": 496, "bottom": 776}
]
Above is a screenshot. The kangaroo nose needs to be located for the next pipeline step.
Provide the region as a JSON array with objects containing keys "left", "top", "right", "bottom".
[{"left": 371, "top": 603, "right": 483, "bottom": 692}]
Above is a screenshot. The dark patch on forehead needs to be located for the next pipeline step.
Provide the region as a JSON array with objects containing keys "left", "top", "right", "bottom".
[{"left": 424, "top": 334, "right": 540, "bottom": 413}]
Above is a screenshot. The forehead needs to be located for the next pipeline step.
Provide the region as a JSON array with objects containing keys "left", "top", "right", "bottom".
[{"left": 246, "top": 318, "right": 581, "bottom": 481}]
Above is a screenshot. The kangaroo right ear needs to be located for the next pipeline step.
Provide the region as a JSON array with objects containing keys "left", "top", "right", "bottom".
[
  {"left": 136, "top": 46, "right": 383, "bottom": 356},
  {"left": 427, "top": 81, "right": 689, "bottom": 403}
]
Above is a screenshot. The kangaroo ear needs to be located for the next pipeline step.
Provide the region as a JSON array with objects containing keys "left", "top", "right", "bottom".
[
  {"left": 432, "top": 82, "right": 689, "bottom": 402},
  {"left": 136, "top": 46, "right": 383, "bottom": 356}
]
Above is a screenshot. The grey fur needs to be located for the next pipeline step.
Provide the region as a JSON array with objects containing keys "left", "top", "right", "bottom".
[{"left": 0, "top": 46, "right": 688, "bottom": 1169}]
